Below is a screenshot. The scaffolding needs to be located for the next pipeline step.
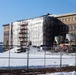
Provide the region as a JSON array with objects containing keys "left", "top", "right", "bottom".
[{"left": 18, "top": 23, "right": 28, "bottom": 52}]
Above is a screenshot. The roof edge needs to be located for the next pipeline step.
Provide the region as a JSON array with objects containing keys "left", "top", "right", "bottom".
[{"left": 55, "top": 12, "right": 76, "bottom": 18}]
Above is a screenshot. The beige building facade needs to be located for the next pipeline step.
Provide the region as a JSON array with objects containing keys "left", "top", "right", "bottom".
[
  {"left": 56, "top": 13, "right": 76, "bottom": 45},
  {"left": 3, "top": 24, "right": 10, "bottom": 50}
]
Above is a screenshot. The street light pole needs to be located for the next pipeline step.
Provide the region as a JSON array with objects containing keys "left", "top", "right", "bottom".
[{"left": 27, "top": 31, "right": 30, "bottom": 70}]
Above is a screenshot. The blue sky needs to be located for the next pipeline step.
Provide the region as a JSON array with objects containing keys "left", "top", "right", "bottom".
[{"left": 0, "top": 0, "right": 76, "bottom": 42}]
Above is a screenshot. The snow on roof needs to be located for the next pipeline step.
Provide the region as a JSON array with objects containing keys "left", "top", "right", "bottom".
[
  {"left": 48, "top": 14, "right": 58, "bottom": 17},
  {"left": 55, "top": 12, "right": 76, "bottom": 18}
]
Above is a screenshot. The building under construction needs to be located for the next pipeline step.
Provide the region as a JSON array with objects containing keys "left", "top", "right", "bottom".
[{"left": 3, "top": 13, "right": 76, "bottom": 51}]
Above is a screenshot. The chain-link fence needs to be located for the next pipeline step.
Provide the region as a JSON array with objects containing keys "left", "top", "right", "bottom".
[{"left": 0, "top": 45, "right": 76, "bottom": 74}]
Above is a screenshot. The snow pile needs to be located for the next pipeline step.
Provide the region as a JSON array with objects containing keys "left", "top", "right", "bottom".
[
  {"left": 5, "top": 46, "right": 44, "bottom": 54},
  {"left": 5, "top": 47, "right": 22, "bottom": 53}
]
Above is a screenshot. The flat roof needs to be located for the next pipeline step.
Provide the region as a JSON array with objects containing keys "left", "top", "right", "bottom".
[
  {"left": 3, "top": 12, "right": 76, "bottom": 26},
  {"left": 55, "top": 12, "right": 76, "bottom": 18},
  {"left": 3, "top": 24, "right": 9, "bottom": 26},
  {"left": 3, "top": 13, "right": 54, "bottom": 26}
]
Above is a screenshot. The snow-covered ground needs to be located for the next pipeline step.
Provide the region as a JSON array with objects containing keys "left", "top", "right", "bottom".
[
  {"left": 0, "top": 46, "right": 76, "bottom": 69},
  {"left": 38, "top": 71, "right": 76, "bottom": 75}
]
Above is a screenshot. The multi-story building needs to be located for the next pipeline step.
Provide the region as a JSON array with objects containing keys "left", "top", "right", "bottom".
[
  {"left": 3, "top": 24, "right": 10, "bottom": 50},
  {"left": 56, "top": 13, "right": 76, "bottom": 44},
  {"left": 3, "top": 14, "right": 56, "bottom": 50},
  {"left": 27, "top": 15, "right": 56, "bottom": 47},
  {"left": 3, "top": 13, "right": 76, "bottom": 51},
  {"left": 9, "top": 21, "right": 28, "bottom": 48}
]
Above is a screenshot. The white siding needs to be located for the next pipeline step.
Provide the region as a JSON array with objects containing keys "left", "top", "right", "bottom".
[
  {"left": 13, "top": 22, "right": 21, "bottom": 46},
  {"left": 28, "top": 17, "right": 43, "bottom": 46}
]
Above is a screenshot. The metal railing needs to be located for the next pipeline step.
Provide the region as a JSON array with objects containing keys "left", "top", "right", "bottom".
[{"left": 0, "top": 45, "right": 76, "bottom": 74}]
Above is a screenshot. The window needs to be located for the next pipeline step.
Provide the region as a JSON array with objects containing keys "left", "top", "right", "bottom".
[
  {"left": 69, "top": 26, "right": 72, "bottom": 30},
  {"left": 68, "top": 18, "right": 70, "bottom": 21},
  {"left": 72, "top": 17, "right": 75, "bottom": 21},
  {"left": 64, "top": 18, "right": 67, "bottom": 21},
  {"left": 69, "top": 25, "right": 76, "bottom": 30},
  {"left": 72, "top": 25, "right": 75, "bottom": 30},
  {"left": 75, "top": 17, "right": 76, "bottom": 20},
  {"left": 74, "top": 25, "right": 76, "bottom": 29}
]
